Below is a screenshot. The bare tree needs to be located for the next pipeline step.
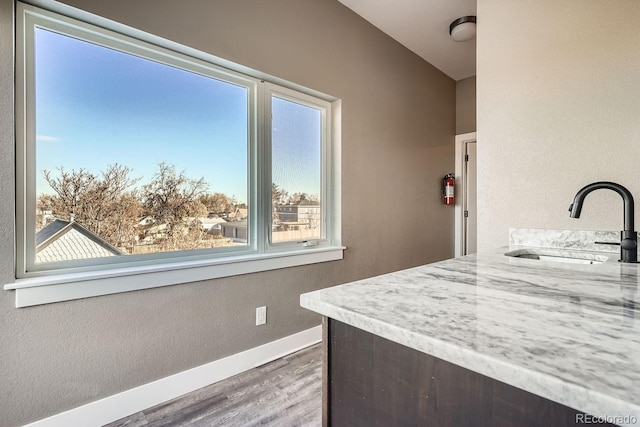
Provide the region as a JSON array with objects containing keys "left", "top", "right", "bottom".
[
  {"left": 272, "top": 183, "right": 289, "bottom": 206},
  {"left": 272, "top": 183, "right": 289, "bottom": 226},
  {"left": 141, "top": 162, "right": 209, "bottom": 251},
  {"left": 199, "top": 192, "right": 234, "bottom": 215},
  {"left": 287, "top": 192, "right": 319, "bottom": 205},
  {"left": 288, "top": 192, "right": 308, "bottom": 204},
  {"left": 43, "top": 167, "right": 94, "bottom": 220},
  {"left": 41, "top": 164, "right": 141, "bottom": 250}
]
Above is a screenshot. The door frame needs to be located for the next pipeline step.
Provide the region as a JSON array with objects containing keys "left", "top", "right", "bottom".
[{"left": 454, "top": 132, "right": 477, "bottom": 257}]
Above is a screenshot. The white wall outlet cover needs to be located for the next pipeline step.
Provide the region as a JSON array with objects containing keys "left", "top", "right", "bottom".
[{"left": 256, "top": 306, "right": 267, "bottom": 325}]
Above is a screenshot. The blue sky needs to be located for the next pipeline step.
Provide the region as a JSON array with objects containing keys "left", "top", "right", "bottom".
[{"left": 35, "top": 28, "right": 322, "bottom": 204}]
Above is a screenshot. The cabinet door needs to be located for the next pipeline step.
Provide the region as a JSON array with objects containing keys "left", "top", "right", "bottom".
[{"left": 325, "top": 319, "right": 610, "bottom": 427}]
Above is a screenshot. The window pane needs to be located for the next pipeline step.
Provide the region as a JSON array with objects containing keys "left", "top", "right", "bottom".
[
  {"left": 271, "top": 96, "right": 322, "bottom": 243},
  {"left": 34, "top": 28, "right": 249, "bottom": 264}
]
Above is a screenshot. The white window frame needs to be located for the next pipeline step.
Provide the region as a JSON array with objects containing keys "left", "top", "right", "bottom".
[
  {"left": 263, "top": 83, "right": 332, "bottom": 249},
  {"left": 5, "top": 2, "right": 343, "bottom": 307}
]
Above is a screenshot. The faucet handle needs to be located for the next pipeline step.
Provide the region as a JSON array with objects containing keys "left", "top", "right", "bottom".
[{"left": 595, "top": 241, "right": 620, "bottom": 246}]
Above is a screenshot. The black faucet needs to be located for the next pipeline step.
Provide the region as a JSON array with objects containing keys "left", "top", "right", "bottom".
[{"left": 568, "top": 181, "right": 637, "bottom": 263}]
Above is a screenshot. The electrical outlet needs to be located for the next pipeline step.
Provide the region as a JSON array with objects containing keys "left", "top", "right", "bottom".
[{"left": 256, "top": 306, "right": 267, "bottom": 326}]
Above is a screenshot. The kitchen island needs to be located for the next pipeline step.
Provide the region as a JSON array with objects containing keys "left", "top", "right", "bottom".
[{"left": 300, "top": 230, "right": 640, "bottom": 426}]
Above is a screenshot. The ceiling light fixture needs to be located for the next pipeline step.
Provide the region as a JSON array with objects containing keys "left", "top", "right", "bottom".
[{"left": 449, "top": 16, "right": 476, "bottom": 42}]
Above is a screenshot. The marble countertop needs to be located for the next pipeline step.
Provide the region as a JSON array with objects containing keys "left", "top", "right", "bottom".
[{"left": 300, "top": 235, "right": 640, "bottom": 425}]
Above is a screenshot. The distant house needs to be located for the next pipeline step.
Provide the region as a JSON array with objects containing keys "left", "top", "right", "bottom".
[
  {"left": 140, "top": 222, "right": 168, "bottom": 244},
  {"left": 226, "top": 208, "right": 248, "bottom": 221},
  {"left": 197, "top": 216, "right": 227, "bottom": 232},
  {"left": 35, "top": 219, "right": 125, "bottom": 263},
  {"left": 204, "top": 217, "right": 227, "bottom": 237},
  {"left": 219, "top": 219, "right": 247, "bottom": 242},
  {"left": 35, "top": 208, "right": 55, "bottom": 228},
  {"left": 274, "top": 201, "right": 321, "bottom": 231}
]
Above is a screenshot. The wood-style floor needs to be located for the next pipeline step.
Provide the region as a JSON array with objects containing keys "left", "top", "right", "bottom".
[{"left": 105, "top": 344, "right": 322, "bottom": 427}]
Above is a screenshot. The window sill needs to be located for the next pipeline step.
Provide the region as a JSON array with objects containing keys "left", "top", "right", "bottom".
[{"left": 4, "top": 246, "right": 345, "bottom": 307}]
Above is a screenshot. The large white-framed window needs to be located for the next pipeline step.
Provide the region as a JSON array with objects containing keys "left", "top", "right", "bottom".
[{"left": 7, "top": 2, "right": 342, "bottom": 307}]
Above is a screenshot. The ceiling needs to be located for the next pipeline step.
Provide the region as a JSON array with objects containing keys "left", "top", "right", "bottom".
[{"left": 337, "top": 0, "right": 477, "bottom": 81}]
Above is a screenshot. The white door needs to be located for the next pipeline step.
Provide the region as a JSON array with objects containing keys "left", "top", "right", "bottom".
[{"left": 464, "top": 141, "right": 477, "bottom": 254}]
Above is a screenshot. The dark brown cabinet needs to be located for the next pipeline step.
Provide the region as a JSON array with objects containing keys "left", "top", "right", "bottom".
[{"left": 323, "top": 318, "right": 615, "bottom": 427}]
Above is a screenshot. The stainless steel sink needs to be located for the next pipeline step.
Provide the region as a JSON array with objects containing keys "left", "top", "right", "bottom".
[{"left": 504, "top": 249, "right": 610, "bottom": 265}]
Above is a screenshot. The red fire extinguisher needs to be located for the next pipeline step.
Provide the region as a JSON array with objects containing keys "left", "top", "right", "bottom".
[{"left": 443, "top": 173, "right": 455, "bottom": 205}]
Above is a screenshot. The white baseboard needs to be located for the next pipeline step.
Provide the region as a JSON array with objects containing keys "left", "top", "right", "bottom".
[{"left": 24, "top": 325, "right": 322, "bottom": 427}]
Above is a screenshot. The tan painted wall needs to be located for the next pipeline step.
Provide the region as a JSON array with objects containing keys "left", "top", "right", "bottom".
[
  {"left": 0, "top": 0, "right": 455, "bottom": 424},
  {"left": 477, "top": 0, "right": 640, "bottom": 251},
  {"left": 456, "top": 76, "right": 476, "bottom": 134}
]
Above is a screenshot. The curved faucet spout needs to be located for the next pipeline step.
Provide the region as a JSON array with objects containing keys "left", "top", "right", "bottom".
[
  {"left": 568, "top": 181, "right": 637, "bottom": 263},
  {"left": 569, "top": 181, "right": 635, "bottom": 231}
]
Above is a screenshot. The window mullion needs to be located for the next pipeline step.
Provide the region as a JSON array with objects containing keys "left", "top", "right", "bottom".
[{"left": 256, "top": 81, "right": 273, "bottom": 253}]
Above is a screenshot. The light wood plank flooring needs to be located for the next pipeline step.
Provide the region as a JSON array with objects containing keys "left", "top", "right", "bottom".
[{"left": 105, "top": 344, "right": 322, "bottom": 427}]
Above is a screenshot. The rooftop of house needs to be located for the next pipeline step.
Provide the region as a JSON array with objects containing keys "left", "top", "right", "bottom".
[{"left": 36, "top": 219, "right": 125, "bottom": 263}]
